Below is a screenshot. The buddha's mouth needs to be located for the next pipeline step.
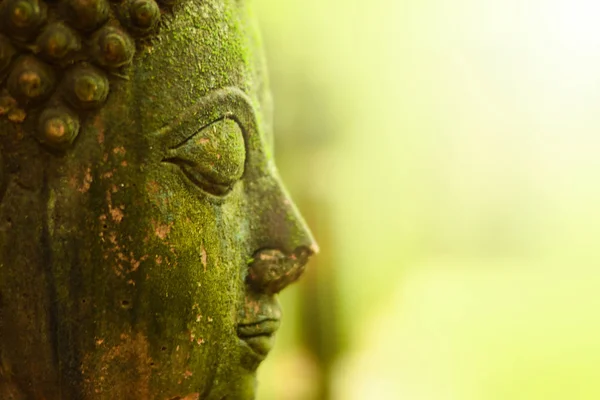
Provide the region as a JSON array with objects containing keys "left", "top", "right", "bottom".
[
  {"left": 237, "top": 319, "right": 281, "bottom": 358},
  {"left": 237, "top": 288, "right": 283, "bottom": 367}
]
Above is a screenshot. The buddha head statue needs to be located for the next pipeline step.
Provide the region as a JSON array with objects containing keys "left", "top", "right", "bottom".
[{"left": 0, "top": 0, "right": 318, "bottom": 398}]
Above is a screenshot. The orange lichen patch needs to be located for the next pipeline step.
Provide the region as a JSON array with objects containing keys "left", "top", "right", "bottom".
[
  {"left": 78, "top": 167, "right": 93, "bottom": 193},
  {"left": 187, "top": 330, "right": 205, "bottom": 346},
  {"left": 107, "top": 232, "right": 118, "bottom": 245},
  {"left": 152, "top": 220, "right": 173, "bottom": 240},
  {"left": 109, "top": 206, "right": 124, "bottom": 223},
  {"left": 69, "top": 166, "right": 94, "bottom": 193},
  {"left": 82, "top": 332, "right": 153, "bottom": 398},
  {"left": 93, "top": 114, "right": 106, "bottom": 143},
  {"left": 244, "top": 294, "right": 261, "bottom": 315},
  {"left": 121, "top": 160, "right": 128, "bottom": 167},
  {"left": 97, "top": 127, "right": 105, "bottom": 144},
  {"left": 112, "top": 146, "right": 126, "bottom": 156},
  {"left": 130, "top": 257, "right": 141, "bottom": 272},
  {"left": 200, "top": 245, "right": 207, "bottom": 272},
  {"left": 113, "top": 263, "right": 125, "bottom": 278},
  {"left": 96, "top": 338, "right": 104, "bottom": 345},
  {"left": 102, "top": 210, "right": 145, "bottom": 278},
  {"left": 146, "top": 180, "right": 160, "bottom": 194},
  {"left": 106, "top": 190, "right": 125, "bottom": 223},
  {"left": 183, "top": 370, "right": 193, "bottom": 379},
  {"left": 114, "top": 251, "right": 143, "bottom": 277}
]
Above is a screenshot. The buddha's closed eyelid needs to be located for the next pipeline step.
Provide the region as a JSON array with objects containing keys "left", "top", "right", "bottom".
[
  {"left": 154, "top": 88, "right": 259, "bottom": 196},
  {"left": 152, "top": 87, "right": 257, "bottom": 149},
  {"left": 163, "top": 116, "right": 246, "bottom": 197}
]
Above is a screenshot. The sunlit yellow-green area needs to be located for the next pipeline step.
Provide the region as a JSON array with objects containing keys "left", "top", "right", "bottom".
[{"left": 253, "top": 0, "right": 600, "bottom": 399}]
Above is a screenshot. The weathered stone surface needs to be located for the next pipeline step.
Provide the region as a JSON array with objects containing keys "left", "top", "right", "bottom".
[{"left": 0, "top": 0, "right": 318, "bottom": 398}]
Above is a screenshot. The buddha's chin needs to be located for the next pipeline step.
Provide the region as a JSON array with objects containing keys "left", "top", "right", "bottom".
[
  {"left": 197, "top": 339, "right": 272, "bottom": 400},
  {"left": 238, "top": 338, "right": 270, "bottom": 371},
  {"left": 207, "top": 367, "right": 259, "bottom": 400},
  {"left": 207, "top": 337, "right": 276, "bottom": 399}
]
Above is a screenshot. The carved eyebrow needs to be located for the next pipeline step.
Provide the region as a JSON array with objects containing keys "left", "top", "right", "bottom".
[
  {"left": 152, "top": 87, "right": 258, "bottom": 150},
  {"left": 166, "top": 115, "right": 233, "bottom": 151}
]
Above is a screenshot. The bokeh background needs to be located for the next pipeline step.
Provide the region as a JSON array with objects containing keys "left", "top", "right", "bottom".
[{"left": 252, "top": 0, "right": 600, "bottom": 399}]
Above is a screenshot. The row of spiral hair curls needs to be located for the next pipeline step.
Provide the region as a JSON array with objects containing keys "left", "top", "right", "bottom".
[{"left": 0, "top": 0, "right": 177, "bottom": 150}]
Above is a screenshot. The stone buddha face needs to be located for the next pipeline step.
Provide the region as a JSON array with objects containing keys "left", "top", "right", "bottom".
[{"left": 0, "top": 0, "right": 317, "bottom": 398}]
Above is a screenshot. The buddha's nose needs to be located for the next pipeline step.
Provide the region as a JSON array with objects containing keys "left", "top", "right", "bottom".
[{"left": 246, "top": 174, "right": 318, "bottom": 294}]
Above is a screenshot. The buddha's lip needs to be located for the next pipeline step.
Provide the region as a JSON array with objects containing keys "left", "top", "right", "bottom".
[
  {"left": 236, "top": 319, "right": 281, "bottom": 338},
  {"left": 237, "top": 319, "right": 280, "bottom": 361},
  {"left": 236, "top": 294, "right": 282, "bottom": 362}
]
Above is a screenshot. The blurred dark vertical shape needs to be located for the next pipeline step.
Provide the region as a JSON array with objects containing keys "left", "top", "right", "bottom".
[
  {"left": 299, "top": 203, "right": 340, "bottom": 400},
  {"left": 271, "top": 69, "right": 342, "bottom": 399}
]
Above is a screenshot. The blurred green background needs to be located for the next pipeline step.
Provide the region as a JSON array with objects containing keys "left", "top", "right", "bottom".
[{"left": 253, "top": 0, "right": 600, "bottom": 399}]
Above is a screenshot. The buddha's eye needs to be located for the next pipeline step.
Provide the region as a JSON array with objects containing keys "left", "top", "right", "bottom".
[{"left": 164, "top": 117, "right": 246, "bottom": 196}]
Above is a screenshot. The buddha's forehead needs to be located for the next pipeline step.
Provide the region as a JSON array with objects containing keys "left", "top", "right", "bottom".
[{"left": 124, "top": 0, "right": 270, "bottom": 132}]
